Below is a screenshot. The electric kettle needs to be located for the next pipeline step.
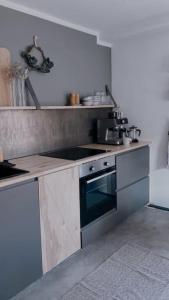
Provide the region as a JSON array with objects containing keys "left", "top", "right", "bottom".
[{"left": 128, "top": 126, "right": 141, "bottom": 143}]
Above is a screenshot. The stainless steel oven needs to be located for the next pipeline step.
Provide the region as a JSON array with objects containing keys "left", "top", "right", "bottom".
[{"left": 80, "top": 155, "right": 116, "bottom": 245}]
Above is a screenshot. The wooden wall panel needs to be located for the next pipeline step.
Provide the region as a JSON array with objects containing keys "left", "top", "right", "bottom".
[
  {"left": 39, "top": 166, "right": 80, "bottom": 273},
  {"left": 0, "top": 48, "right": 11, "bottom": 106}
]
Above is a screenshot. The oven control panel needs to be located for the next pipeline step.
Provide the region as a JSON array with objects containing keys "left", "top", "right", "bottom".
[{"left": 80, "top": 155, "right": 115, "bottom": 178}]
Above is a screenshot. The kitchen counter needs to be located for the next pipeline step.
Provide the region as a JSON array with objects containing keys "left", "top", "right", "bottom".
[
  {"left": 79, "top": 141, "right": 151, "bottom": 163},
  {"left": 0, "top": 141, "right": 151, "bottom": 188}
]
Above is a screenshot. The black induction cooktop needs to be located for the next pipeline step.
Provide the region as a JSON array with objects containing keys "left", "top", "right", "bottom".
[{"left": 41, "top": 147, "right": 107, "bottom": 161}]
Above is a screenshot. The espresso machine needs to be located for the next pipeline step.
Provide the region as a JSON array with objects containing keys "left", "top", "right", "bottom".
[
  {"left": 97, "top": 113, "right": 128, "bottom": 145},
  {"left": 96, "top": 85, "right": 142, "bottom": 145},
  {"left": 96, "top": 85, "right": 128, "bottom": 145}
]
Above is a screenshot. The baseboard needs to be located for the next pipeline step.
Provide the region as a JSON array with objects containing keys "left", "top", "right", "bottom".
[{"left": 148, "top": 204, "right": 169, "bottom": 212}]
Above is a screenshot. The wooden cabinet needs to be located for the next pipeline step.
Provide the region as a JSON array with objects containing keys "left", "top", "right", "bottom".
[
  {"left": 0, "top": 180, "right": 42, "bottom": 300},
  {"left": 39, "top": 166, "right": 81, "bottom": 274}
]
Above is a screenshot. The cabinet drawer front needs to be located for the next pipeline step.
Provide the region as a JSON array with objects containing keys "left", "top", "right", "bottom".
[
  {"left": 117, "top": 177, "right": 149, "bottom": 222},
  {"left": 0, "top": 180, "right": 42, "bottom": 300},
  {"left": 116, "top": 146, "right": 149, "bottom": 190}
]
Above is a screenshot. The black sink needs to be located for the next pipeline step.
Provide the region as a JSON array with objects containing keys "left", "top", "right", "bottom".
[{"left": 0, "top": 165, "right": 29, "bottom": 180}]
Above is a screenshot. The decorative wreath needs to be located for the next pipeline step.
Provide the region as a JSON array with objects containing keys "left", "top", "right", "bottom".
[{"left": 21, "top": 36, "right": 54, "bottom": 73}]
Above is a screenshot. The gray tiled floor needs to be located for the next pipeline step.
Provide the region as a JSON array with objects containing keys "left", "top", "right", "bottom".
[{"left": 12, "top": 207, "right": 169, "bottom": 300}]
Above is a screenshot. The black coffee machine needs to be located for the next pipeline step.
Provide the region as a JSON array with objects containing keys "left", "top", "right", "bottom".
[
  {"left": 97, "top": 114, "right": 128, "bottom": 145},
  {"left": 96, "top": 85, "right": 128, "bottom": 145}
]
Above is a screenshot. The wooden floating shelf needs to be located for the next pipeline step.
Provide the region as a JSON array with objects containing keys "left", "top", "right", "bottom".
[
  {"left": 41, "top": 105, "right": 113, "bottom": 109},
  {"left": 0, "top": 106, "right": 36, "bottom": 110},
  {"left": 0, "top": 105, "right": 113, "bottom": 110}
]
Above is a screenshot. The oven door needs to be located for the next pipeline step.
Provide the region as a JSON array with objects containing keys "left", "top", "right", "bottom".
[{"left": 80, "top": 168, "right": 116, "bottom": 227}]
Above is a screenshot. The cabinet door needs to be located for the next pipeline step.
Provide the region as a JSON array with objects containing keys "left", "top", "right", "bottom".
[
  {"left": 116, "top": 146, "right": 150, "bottom": 190},
  {"left": 117, "top": 177, "right": 149, "bottom": 222},
  {"left": 39, "top": 167, "right": 81, "bottom": 274},
  {"left": 0, "top": 180, "right": 42, "bottom": 300}
]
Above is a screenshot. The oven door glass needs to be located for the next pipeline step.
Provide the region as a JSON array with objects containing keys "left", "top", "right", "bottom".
[{"left": 80, "top": 169, "right": 116, "bottom": 227}]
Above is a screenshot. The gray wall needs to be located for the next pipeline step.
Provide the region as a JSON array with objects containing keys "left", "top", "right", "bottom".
[
  {"left": 0, "top": 6, "right": 111, "bottom": 159},
  {"left": 111, "top": 29, "right": 169, "bottom": 206},
  {"left": 0, "top": 6, "right": 111, "bottom": 105}
]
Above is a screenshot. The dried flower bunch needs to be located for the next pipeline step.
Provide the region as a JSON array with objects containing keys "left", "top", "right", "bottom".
[{"left": 11, "top": 62, "right": 29, "bottom": 79}]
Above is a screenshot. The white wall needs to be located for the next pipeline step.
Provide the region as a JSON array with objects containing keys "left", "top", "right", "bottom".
[{"left": 111, "top": 29, "right": 169, "bottom": 206}]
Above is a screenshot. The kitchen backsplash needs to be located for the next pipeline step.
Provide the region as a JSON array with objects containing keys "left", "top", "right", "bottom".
[{"left": 1, "top": 109, "right": 110, "bottom": 159}]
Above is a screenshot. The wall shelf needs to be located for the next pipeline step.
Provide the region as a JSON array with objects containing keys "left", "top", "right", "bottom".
[
  {"left": 40, "top": 105, "right": 113, "bottom": 109},
  {"left": 0, "top": 105, "right": 113, "bottom": 110},
  {"left": 0, "top": 106, "right": 36, "bottom": 110}
]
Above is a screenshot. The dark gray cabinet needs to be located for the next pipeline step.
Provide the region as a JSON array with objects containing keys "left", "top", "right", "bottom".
[
  {"left": 0, "top": 179, "right": 42, "bottom": 300},
  {"left": 117, "top": 177, "right": 149, "bottom": 222},
  {"left": 116, "top": 146, "right": 150, "bottom": 222},
  {"left": 116, "top": 146, "right": 150, "bottom": 190}
]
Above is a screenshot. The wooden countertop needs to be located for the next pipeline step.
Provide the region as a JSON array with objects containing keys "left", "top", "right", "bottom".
[
  {"left": 79, "top": 141, "right": 151, "bottom": 163},
  {"left": 0, "top": 141, "right": 150, "bottom": 189}
]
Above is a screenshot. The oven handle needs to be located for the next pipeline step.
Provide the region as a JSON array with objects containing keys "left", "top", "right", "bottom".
[{"left": 86, "top": 170, "right": 116, "bottom": 184}]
